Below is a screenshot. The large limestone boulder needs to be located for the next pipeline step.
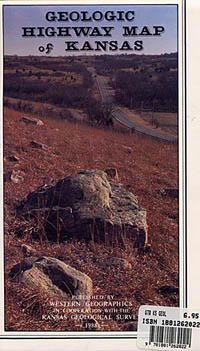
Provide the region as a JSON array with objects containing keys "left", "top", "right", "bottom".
[
  {"left": 17, "top": 170, "right": 148, "bottom": 247},
  {"left": 9, "top": 256, "right": 93, "bottom": 300}
]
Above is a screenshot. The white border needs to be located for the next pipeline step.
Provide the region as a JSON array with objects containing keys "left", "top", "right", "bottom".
[{"left": 187, "top": 0, "right": 200, "bottom": 310}]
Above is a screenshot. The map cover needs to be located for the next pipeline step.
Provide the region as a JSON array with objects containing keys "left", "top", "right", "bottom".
[{"left": 0, "top": 0, "right": 194, "bottom": 350}]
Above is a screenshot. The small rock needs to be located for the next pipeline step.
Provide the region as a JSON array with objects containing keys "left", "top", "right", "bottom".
[
  {"left": 10, "top": 257, "right": 93, "bottom": 303},
  {"left": 4, "top": 170, "right": 25, "bottom": 183},
  {"left": 101, "top": 257, "right": 132, "bottom": 270},
  {"left": 11, "top": 169, "right": 25, "bottom": 183},
  {"left": 156, "top": 188, "right": 178, "bottom": 199},
  {"left": 8, "top": 155, "right": 19, "bottom": 162},
  {"left": 122, "top": 145, "right": 132, "bottom": 154},
  {"left": 21, "top": 244, "right": 37, "bottom": 257},
  {"left": 20, "top": 116, "right": 44, "bottom": 126},
  {"left": 30, "top": 141, "right": 48, "bottom": 150}
]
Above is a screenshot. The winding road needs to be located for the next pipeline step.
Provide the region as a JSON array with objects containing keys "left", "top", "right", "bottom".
[{"left": 95, "top": 75, "right": 177, "bottom": 143}]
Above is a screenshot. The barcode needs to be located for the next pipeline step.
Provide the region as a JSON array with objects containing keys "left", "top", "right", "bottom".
[{"left": 149, "top": 326, "right": 192, "bottom": 348}]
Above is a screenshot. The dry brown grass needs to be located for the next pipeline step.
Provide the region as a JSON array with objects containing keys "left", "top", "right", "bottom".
[
  {"left": 4, "top": 107, "right": 179, "bottom": 332},
  {"left": 141, "top": 111, "right": 178, "bottom": 136}
]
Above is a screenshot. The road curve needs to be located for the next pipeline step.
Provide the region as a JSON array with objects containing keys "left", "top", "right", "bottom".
[{"left": 95, "top": 76, "right": 177, "bottom": 143}]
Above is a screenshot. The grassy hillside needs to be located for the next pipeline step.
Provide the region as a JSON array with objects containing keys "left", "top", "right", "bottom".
[{"left": 4, "top": 106, "right": 179, "bottom": 332}]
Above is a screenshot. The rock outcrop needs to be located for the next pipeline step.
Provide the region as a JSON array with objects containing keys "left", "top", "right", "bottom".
[
  {"left": 9, "top": 256, "right": 93, "bottom": 300},
  {"left": 20, "top": 116, "right": 44, "bottom": 126},
  {"left": 17, "top": 170, "right": 148, "bottom": 247}
]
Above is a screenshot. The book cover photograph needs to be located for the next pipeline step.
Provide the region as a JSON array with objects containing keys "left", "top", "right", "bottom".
[{"left": 2, "top": 0, "right": 183, "bottom": 339}]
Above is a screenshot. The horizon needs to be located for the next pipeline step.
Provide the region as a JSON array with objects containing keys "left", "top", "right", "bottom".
[{"left": 4, "top": 51, "right": 178, "bottom": 58}]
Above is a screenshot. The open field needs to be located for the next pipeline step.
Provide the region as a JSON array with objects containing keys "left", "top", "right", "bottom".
[{"left": 140, "top": 111, "right": 178, "bottom": 136}]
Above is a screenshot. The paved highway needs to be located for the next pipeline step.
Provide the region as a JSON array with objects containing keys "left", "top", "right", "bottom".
[
  {"left": 95, "top": 76, "right": 177, "bottom": 143},
  {"left": 96, "top": 76, "right": 113, "bottom": 104}
]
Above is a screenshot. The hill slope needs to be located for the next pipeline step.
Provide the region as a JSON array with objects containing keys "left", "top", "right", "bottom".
[{"left": 4, "top": 107, "right": 179, "bottom": 332}]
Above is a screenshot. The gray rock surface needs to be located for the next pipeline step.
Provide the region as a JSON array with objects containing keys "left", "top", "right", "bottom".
[
  {"left": 9, "top": 257, "right": 39, "bottom": 278},
  {"left": 10, "top": 256, "right": 93, "bottom": 300},
  {"left": 17, "top": 170, "right": 148, "bottom": 247}
]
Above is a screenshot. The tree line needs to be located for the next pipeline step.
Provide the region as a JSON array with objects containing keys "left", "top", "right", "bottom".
[
  {"left": 4, "top": 64, "right": 103, "bottom": 124},
  {"left": 113, "top": 69, "right": 178, "bottom": 112}
]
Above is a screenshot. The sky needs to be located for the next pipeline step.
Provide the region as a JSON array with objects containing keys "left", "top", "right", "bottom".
[{"left": 3, "top": 4, "right": 178, "bottom": 56}]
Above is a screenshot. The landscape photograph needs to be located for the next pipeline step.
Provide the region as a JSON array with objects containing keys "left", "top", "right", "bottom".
[{"left": 3, "top": 4, "right": 180, "bottom": 333}]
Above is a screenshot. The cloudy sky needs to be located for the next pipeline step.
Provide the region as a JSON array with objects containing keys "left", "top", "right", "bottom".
[{"left": 3, "top": 4, "right": 178, "bottom": 56}]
